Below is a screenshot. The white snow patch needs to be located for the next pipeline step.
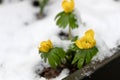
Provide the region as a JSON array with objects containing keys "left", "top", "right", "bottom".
[{"left": 51, "top": 36, "right": 71, "bottom": 51}]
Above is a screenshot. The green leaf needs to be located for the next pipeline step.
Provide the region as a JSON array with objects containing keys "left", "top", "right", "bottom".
[
  {"left": 72, "top": 51, "right": 86, "bottom": 69},
  {"left": 69, "top": 44, "right": 79, "bottom": 51},
  {"left": 39, "top": 47, "right": 66, "bottom": 68},
  {"left": 71, "top": 46, "right": 98, "bottom": 69},
  {"left": 85, "top": 51, "right": 91, "bottom": 64},
  {"left": 40, "top": 53, "right": 48, "bottom": 62},
  {"left": 77, "top": 56, "right": 85, "bottom": 69},
  {"left": 72, "top": 52, "right": 81, "bottom": 64},
  {"left": 92, "top": 47, "right": 98, "bottom": 56},
  {"left": 48, "top": 55, "right": 56, "bottom": 68},
  {"left": 56, "top": 12, "right": 69, "bottom": 28},
  {"left": 85, "top": 47, "right": 98, "bottom": 64},
  {"left": 57, "top": 15, "right": 69, "bottom": 28},
  {"left": 55, "top": 11, "right": 64, "bottom": 20},
  {"left": 47, "top": 47, "right": 66, "bottom": 68},
  {"left": 55, "top": 12, "right": 78, "bottom": 29},
  {"left": 52, "top": 53, "right": 61, "bottom": 65},
  {"left": 71, "top": 36, "right": 78, "bottom": 42},
  {"left": 50, "top": 47, "right": 66, "bottom": 58},
  {"left": 69, "top": 13, "right": 78, "bottom": 29}
]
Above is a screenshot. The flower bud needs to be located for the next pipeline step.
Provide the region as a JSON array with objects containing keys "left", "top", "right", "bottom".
[
  {"left": 39, "top": 40, "right": 53, "bottom": 53},
  {"left": 62, "top": 0, "right": 74, "bottom": 13}
]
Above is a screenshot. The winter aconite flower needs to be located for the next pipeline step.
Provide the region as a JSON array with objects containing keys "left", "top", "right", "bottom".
[
  {"left": 75, "top": 29, "right": 96, "bottom": 49},
  {"left": 85, "top": 29, "right": 94, "bottom": 38},
  {"left": 39, "top": 40, "right": 53, "bottom": 53},
  {"left": 62, "top": 0, "right": 74, "bottom": 13}
]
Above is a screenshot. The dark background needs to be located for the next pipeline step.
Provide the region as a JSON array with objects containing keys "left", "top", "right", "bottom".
[{"left": 83, "top": 54, "right": 120, "bottom": 80}]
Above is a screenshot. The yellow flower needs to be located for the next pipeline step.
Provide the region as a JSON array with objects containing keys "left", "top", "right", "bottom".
[
  {"left": 75, "top": 29, "right": 96, "bottom": 49},
  {"left": 85, "top": 29, "right": 94, "bottom": 38},
  {"left": 39, "top": 40, "right": 53, "bottom": 53},
  {"left": 62, "top": 0, "right": 74, "bottom": 13}
]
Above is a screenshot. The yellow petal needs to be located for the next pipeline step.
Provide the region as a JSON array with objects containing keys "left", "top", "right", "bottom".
[
  {"left": 39, "top": 40, "right": 53, "bottom": 53},
  {"left": 85, "top": 29, "right": 94, "bottom": 38},
  {"left": 75, "top": 40, "right": 83, "bottom": 49},
  {"left": 39, "top": 46, "right": 49, "bottom": 53},
  {"left": 62, "top": 0, "right": 74, "bottom": 13},
  {"left": 40, "top": 41, "right": 47, "bottom": 46},
  {"left": 75, "top": 31, "right": 96, "bottom": 49},
  {"left": 47, "top": 40, "right": 53, "bottom": 48}
]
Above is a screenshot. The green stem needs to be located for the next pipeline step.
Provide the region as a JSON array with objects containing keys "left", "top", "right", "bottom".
[
  {"left": 68, "top": 26, "right": 72, "bottom": 40},
  {"left": 40, "top": 7, "right": 44, "bottom": 16},
  {"left": 38, "top": 0, "right": 44, "bottom": 17}
]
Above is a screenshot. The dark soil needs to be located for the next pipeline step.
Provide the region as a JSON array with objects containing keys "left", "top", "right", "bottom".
[
  {"left": 58, "top": 31, "right": 69, "bottom": 40},
  {"left": 39, "top": 64, "right": 78, "bottom": 79},
  {"left": 32, "top": 0, "right": 40, "bottom": 7},
  {"left": 40, "top": 67, "right": 62, "bottom": 79},
  {"left": 36, "top": 13, "right": 46, "bottom": 19}
]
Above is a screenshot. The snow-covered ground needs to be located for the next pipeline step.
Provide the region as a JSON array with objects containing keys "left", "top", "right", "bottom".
[{"left": 0, "top": 0, "right": 120, "bottom": 80}]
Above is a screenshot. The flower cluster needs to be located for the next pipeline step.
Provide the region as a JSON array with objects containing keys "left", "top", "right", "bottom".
[
  {"left": 38, "top": 29, "right": 98, "bottom": 69},
  {"left": 38, "top": 0, "right": 98, "bottom": 70}
]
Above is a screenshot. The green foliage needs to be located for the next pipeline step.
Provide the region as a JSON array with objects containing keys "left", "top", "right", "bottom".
[
  {"left": 40, "top": 42, "right": 98, "bottom": 69},
  {"left": 38, "top": 0, "right": 98, "bottom": 71},
  {"left": 40, "top": 47, "right": 66, "bottom": 68},
  {"left": 38, "top": 0, "right": 49, "bottom": 15},
  {"left": 71, "top": 44, "right": 98, "bottom": 69},
  {"left": 41, "top": 52, "right": 48, "bottom": 62},
  {"left": 69, "top": 44, "right": 79, "bottom": 51},
  {"left": 71, "top": 36, "right": 78, "bottom": 42},
  {"left": 55, "top": 11, "right": 78, "bottom": 29}
]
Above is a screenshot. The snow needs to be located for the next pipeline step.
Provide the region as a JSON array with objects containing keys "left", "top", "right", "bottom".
[
  {"left": 0, "top": 0, "right": 120, "bottom": 80},
  {"left": 51, "top": 36, "right": 71, "bottom": 51}
]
